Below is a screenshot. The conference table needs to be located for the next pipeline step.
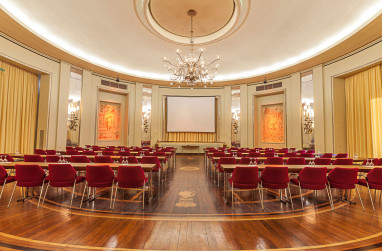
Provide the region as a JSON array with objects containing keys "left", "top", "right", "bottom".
[
  {"left": 219, "top": 164, "right": 376, "bottom": 203},
  {"left": 1, "top": 162, "right": 158, "bottom": 199}
]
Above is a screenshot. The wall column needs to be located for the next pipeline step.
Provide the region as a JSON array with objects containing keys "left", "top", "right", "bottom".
[
  {"left": 313, "top": 64, "right": 325, "bottom": 152},
  {"left": 134, "top": 83, "right": 143, "bottom": 146},
  {"left": 240, "top": 84, "right": 248, "bottom": 148},
  {"left": 56, "top": 62, "right": 71, "bottom": 151},
  {"left": 79, "top": 69, "right": 93, "bottom": 146},
  {"left": 290, "top": 72, "right": 302, "bottom": 149},
  {"left": 150, "top": 85, "right": 160, "bottom": 146}
]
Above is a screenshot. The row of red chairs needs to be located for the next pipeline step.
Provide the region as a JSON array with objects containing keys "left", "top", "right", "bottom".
[
  {"left": 208, "top": 151, "right": 347, "bottom": 158},
  {"left": 34, "top": 149, "right": 173, "bottom": 156},
  {"left": 0, "top": 164, "right": 148, "bottom": 209}
]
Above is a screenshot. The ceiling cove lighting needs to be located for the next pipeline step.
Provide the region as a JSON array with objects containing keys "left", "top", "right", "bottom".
[
  {"left": 163, "top": 9, "right": 220, "bottom": 88},
  {"left": 1, "top": 1, "right": 382, "bottom": 82}
]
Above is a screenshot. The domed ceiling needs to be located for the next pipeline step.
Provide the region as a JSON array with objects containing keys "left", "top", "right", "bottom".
[{"left": 1, "top": 0, "right": 382, "bottom": 84}]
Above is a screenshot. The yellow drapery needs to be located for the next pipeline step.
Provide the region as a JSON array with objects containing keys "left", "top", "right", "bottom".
[
  {"left": 0, "top": 60, "right": 38, "bottom": 154},
  {"left": 345, "top": 65, "right": 382, "bottom": 158},
  {"left": 165, "top": 132, "right": 216, "bottom": 142}
]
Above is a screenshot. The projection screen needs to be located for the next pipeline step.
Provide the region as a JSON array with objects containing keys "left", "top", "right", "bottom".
[{"left": 167, "top": 96, "right": 215, "bottom": 132}]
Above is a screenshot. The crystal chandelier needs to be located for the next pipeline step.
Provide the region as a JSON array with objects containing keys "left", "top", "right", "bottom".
[{"left": 163, "top": 9, "right": 221, "bottom": 88}]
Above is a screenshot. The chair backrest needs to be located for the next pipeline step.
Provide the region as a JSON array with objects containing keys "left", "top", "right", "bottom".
[
  {"left": 85, "top": 165, "right": 114, "bottom": 185},
  {"left": 335, "top": 153, "right": 348, "bottom": 158},
  {"left": 117, "top": 165, "right": 146, "bottom": 188},
  {"left": 15, "top": 164, "right": 45, "bottom": 183},
  {"left": 34, "top": 149, "right": 46, "bottom": 155},
  {"left": 94, "top": 156, "right": 113, "bottom": 163},
  {"left": 307, "top": 150, "right": 315, "bottom": 153},
  {"left": 261, "top": 166, "right": 289, "bottom": 185},
  {"left": 278, "top": 149, "right": 288, "bottom": 153},
  {"left": 92, "top": 146, "right": 101, "bottom": 151},
  {"left": 106, "top": 147, "right": 115, "bottom": 151},
  {"left": 321, "top": 153, "right": 333, "bottom": 158},
  {"left": 232, "top": 166, "right": 259, "bottom": 185},
  {"left": 46, "top": 150, "right": 56, "bottom": 155},
  {"left": 332, "top": 158, "right": 353, "bottom": 165},
  {"left": 48, "top": 164, "right": 76, "bottom": 184},
  {"left": 362, "top": 158, "right": 379, "bottom": 165},
  {"left": 66, "top": 150, "right": 80, "bottom": 155},
  {"left": 299, "top": 166, "right": 327, "bottom": 185},
  {"left": 46, "top": 155, "right": 60, "bottom": 163},
  {"left": 141, "top": 156, "right": 161, "bottom": 170},
  {"left": 143, "top": 151, "right": 152, "bottom": 156},
  {"left": 4, "top": 154, "right": 14, "bottom": 162},
  {"left": 118, "top": 151, "right": 131, "bottom": 156},
  {"left": 127, "top": 156, "right": 139, "bottom": 164},
  {"left": 66, "top": 146, "right": 75, "bottom": 150},
  {"left": 153, "top": 152, "right": 166, "bottom": 156},
  {"left": 0, "top": 165, "right": 8, "bottom": 180},
  {"left": 328, "top": 167, "right": 358, "bottom": 185},
  {"left": 299, "top": 153, "right": 314, "bottom": 157},
  {"left": 82, "top": 150, "right": 96, "bottom": 155},
  {"left": 248, "top": 152, "right": 261, "bottom": 157},
  {"left": 24, "top": 155, "right": 45, "bottom": 162},
  {"left": 102, "top": 151, "right": 115, "bottom": 156},
  {"left": 367, "top": 168, "right": 382, "bottom": 184},
  {"left": 238, "top": 157, "right": 252, "bottom": 164},
  {"left": 314, "top": 158, "right": 331, "bottom": 165},
  {"left": 71, "top": 155, "right": 91, "bottom": 163},
  {"left": 376, "top": 159, "right": 382, "bottom": 166},
  {"left": 265, "top": 157, "right": 284, "bottom": 165},
  {"left": 212, "top": 152, "right": 226, "bottom": 157},
  {"left": 283, "top": 152, "right": 297, "bottom": 157},
  {"left": 218, "top": 157, "right": 237, "bottom": 165},
  {"left": 285, "top": 157, "right": 305, "bottom": 165},
  {"left": 297, "top": 150, "right": 306, "bottom": 154}
]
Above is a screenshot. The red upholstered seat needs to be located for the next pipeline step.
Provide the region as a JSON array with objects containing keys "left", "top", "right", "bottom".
[
  {"left": 34, "top": 149, "right": 46, "bottom": 155},
  {"left": 265, "top": 157, "right": 283, "bottom": 165},
  {"left": 264, "top": 152, "right": 275, "bottom": 157},
  {"left": 0, "top": 165, "right": 16, "bottom": 199},
  {"left": 24, "top": 155, "right": 44, "bottom": 162},
  {"left": 94, "top": 156, "right": 113, "bottom": 163},
  {"left": 362, "top": 159, "right": 379, "bottom": 165},
  {"left": 332, "top": 158, "right": 353, "bottom": 165},
  {"left": 75, "top": 147, "right": 83, "bottom": 151},
  {"left": 321, "top": 153, "right": 333, "bottom": 158},
  {"left": 102, "top": 151, "right": 115, "bottom": 156},
  {"left": 7, "top": 164, "right": 46, "bottom": 208},
  {"left": 80, "top": 165, "right": 115, "bottom": 209},
  {"left": 307, "top": 150, "right": 315, "bottom": 153},
  {"left": 46, "top": 155, "right": 60, "bottom": 163},
  {"left": 82, "top": 150, "right": 96, "bottom": 155},
  {"left": 297, "top": 150, "right": 306, "bottom": 154},
  {"left": 239, "top": 157, "right": 252, "bottom": 164},
  {"left": 299, "top": 153, "right": 314, "bottom": 158},
  {"left": 71, "top": 155, "right": 91, "bottom": 163},
  {"left": 45, "top": 164, "right": 85, "bottom": 187},
  {"left": 3, "top": 154, "right": 14, "bottom": 162},
  {"left": 66, "top": 150, "right": 80, "bottom": 155},
  {"left": 285, "top": 157, "right": 305, "bottom": 165},
  {"left": 46, "top": 150, "right": 56, "bottom": 155},
  {"left": 229, "top": 166, "right": 259, "bottom": 189},
  {"left": 278, "top": 149, "right": 288, "bottom": 153},
  {"left": 126, "top": 156, "right": 139, "bottom": 164},
  {"left": 66, "top": 146, "right": 75, "bottom": 150},
  {"left": 217, "top": 157, "right": 236, "bottom": 172},
  {"left": 118, "top": 151, "right": 131, "bottom": 156},
  {"left": 92, "top": 146, "right": 101, "bottom": 151},
  {"left": 141, "top": 156, "right": 161, "bottom": 172},
  {"left": 335, "top": 153, "right": 348, "bottom": 158},
  {"left": 358, "top": 168, "right": 382, "bottom": 211},
  {"left": 314, "top": 158, "right": 332, "bottom": 165},
  {"left": 248, "top": 152, "right": 261, "bottom": 157},
  {"left": 116, "top": 166, "right": 147, "bottom": 188},
  {"left": 283, "top": 152, "right": 297, "bottom": 157}
]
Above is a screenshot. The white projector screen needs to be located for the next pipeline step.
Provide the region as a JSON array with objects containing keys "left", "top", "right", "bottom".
[{"left": 167, "top": 96, "right": 215, "bottom": 132}]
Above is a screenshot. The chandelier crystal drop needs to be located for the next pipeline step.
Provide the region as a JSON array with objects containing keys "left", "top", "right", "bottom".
[{"left": 163, "top": 9, "right": 221, "bottom": 88}]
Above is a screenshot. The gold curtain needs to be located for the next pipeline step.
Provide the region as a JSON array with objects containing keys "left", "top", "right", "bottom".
[
  {"left": 0, "top": 60, "right": 38, "bottom": 154},
  {"left": 345, "top": 65, "right": 382, "bottom": 158},
  {"left": 166, "top": 132, "right": 216, "bottom": 142}
]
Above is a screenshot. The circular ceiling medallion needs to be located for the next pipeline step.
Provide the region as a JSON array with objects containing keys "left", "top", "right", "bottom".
[{"left": 135, "top": 0, "right": 251, "bottom": 45}]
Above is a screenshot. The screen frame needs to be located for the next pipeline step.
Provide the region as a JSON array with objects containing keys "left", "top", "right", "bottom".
[{"left": 166, "top": 95, "right": 217, "bottom": 133}]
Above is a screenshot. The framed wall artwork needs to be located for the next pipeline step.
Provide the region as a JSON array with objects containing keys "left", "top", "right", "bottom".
[
  {"left": 261, "top": 103, "right": 284, "bottom": 143},
  {"left": 97, "top": 101, "right": 121, "bottom": 141}
]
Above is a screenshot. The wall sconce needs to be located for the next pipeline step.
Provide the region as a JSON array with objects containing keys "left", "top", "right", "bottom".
[
  {"left": 142, "top": 109, "right": 151, "bottom": 133},
  {"left": 303, "top": 102, "right": 314, "bottom": 134},
  {"left": 68, "top": 99, "right": 80, "bottom": 131},
  {"left": 232, "top": 110, "right": 240, "bottom": 134}
]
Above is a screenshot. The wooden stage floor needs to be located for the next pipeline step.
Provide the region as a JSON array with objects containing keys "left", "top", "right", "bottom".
[{"left": 1, "top": 156, "right": 382, "bottom": 250}]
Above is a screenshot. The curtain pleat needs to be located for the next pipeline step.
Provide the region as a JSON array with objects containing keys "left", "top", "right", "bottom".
[
  {"left": 0, "top": 60, "right": 38, "bottom": 154},
  {"left": 345, "top": 65, "right": 382, "bottom": 158},
  {"left": 166, "top": 132, "right": 216, "bottom": 143}
]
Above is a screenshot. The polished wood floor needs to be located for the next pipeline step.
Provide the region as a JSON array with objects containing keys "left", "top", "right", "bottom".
[{"left": 1, "top": 156, "right": 382, "bottom": 250}]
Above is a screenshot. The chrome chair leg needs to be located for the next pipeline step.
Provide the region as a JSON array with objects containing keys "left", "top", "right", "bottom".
[
  {"left": 287, "top": 184, "right": 294, "bottom": 211},
  {"left": 37, "top": 180, "right": 46, "bottom": 208},
  {"left": 70, "top": 180, "right": 77, "bottom": 209},
  {"left": 42, "top": 182, "right": 50, "bottom": 207},
  {"left": 7, "top": 182, "right": 17, "bottom": 208},
  {"left": 142, "top": 183, "right": 145, "bottom": 210},
  {"left": 80, "top": 182, "right": 87, "bottom": 208},
  {"left": 298, "top": 183, "right": 304, "bottom": 210},
  {"left": 0, "top": 179, "right": 7, "bottom": 199},
  {"left": 366, "top": 182, "right": 375, "bottom": 211},
  {"left": 325, "top": 185, "right": 334, "bottom": 211},
  {"left": 110, "top": 181, "right": 114, "bottom": 209},
  {"left": 112, "top": 183, "right": 119, "bottom": 209},
  {"left": 231, "top": 184, "right": 234, "bottom": 209},
  {"left": 261, "top": 183, "right": 264, "bottom": 211},
  {"left": 355, "top": 186, "right": 365, "bottom": 211}
]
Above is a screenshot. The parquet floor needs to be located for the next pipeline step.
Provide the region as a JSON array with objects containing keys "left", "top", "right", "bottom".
[{"left": 1, "top": 156, "right": 382, "bottom": 250}]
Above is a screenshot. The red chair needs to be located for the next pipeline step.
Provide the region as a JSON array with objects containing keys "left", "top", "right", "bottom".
[
  {"left": 126, "top": 156, "right": 139, "bottom": 164},
  {"left": 290, "top": 167, "right": 333, "bottom": 210},
  {"left": 106, "top": 147, "right": 115, "bottom": 151},
  {"left": 92, "top": 146, "right": 101, "bottom": 151},
  {"left": 118, "top": 151, "right": 131, "bottom": 156},
  {"left": 376, "top": 159, "right": 382, "bottom": 165},
  {"left": 71, "top": 155, "right": 91, "bottom": 163},
  {"left": 66, "top": 150, "right": 80, "bottom": 155},
  {"left": 94, "top": 156, "right": 113, "bottom": 163},
  {"left": 358, "top": 167, "right": 382, "bottom": 211},
  {"left": 75, "top": 147, "right": 83, "bottom": 151},
  {"left": 141, "top": 157, "right": 162, "bottom": 185},
  {"left": 335, "top": 153, "right": 348, "bottom": 158},
  {"left": 112, "top": 165, "right": 148, "bottom": 209},
  {"left": 264, "top": 152, "right": 275, "bottom": 157},
  {"left": 143, "top": 151, "right": 152, "bottom": 156},
  {"left": 307, "top": 150, "right": 315, "bottom": 154},
  {"left": 24, "top": 155, "right": 44, "bottom": 162},
  {"left": 283, "top": 152, "right": 297, "bottom": 157},
  {"left": 285, "top": 157, "right": 305, "bottom": 165},
  {"left": 362, "top": 159, "right": 379, "bottom": 165},
  {"left": 314, "top": 158, "right": 332, "bottom": 165},
  {"left": 82, "top": 150, "right": 96, "bottom": 155},
  {"left": 239, "top": 157, "right": 252, "bottom": 164},
  {"left": 2, "top": 154, "right": 14, "bottom": 162},
  {"left": 45, "top": 155, "right": 59, "bottom": 163},
  {"left": 42, "top": 164, "right": 85, "bottom": 208},
  {"left": 46, "top": 150, "right": 56, "bottom": 155},
  {"left": 278, "top": 149, "right": 288, "bottom": 153},
  {"left": 260, "top": 166, "right": 293, "bottom": 210},
  {"left": 80, "top": 165, "right": 115, "bottom": 209},
  {"left": 328, "top": 167, "right": 364, "bottom": 211},
  {"left": 297, "top": 150, "right": 306, "bottom": 154},
  {"left": 299, "top": 153, "right": 314, "bottom": 158},
  {"left": 34, "top": 149, "right": 46, "bottom": 155},
  {"left": 66, "top": 146, "right": 75, "bottom": 150},
  {"left": 0, "top": 165, "right": 15, "bottom": 199},
  {"left": 321, "top": 153, "right": 333, "bottom": 158},
  {"left": 229, "top": 166, "right": 261, "bottom": 208},
  {"left": 7, "top": 164, "right": 46, "bottom": 208},
  {"left": 216, "top": 157, "right": 237, "bottom": 187},
  {"left": 102, "top": 151, "right": 115, "bottom": 156},
  {"left": 332, "top": 158, "right": 353, "bottom": 165},
  {"left": 265, "top": 157, "right": 284, "bottom": 165},
  {"left": 248, "top": 152, "right": 261, "bottom": 157}
]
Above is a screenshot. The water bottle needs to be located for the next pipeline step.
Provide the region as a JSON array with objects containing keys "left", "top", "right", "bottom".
[{"left": 249, "top": 158, "right": 254, "bottom": 165}]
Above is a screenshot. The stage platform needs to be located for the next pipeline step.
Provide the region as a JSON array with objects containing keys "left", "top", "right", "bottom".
[{"left": 158, "top": 142, "right": 224, "bottom": 154}]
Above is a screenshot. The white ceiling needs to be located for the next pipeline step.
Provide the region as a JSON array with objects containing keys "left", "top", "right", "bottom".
[{"left": 1, "top": 0, "right": 382, "bottom": 82}]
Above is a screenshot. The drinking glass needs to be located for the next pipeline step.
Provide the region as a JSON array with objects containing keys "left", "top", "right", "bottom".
[{"left": 354, "top": 153, "right": 358, "bottom": 159}]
